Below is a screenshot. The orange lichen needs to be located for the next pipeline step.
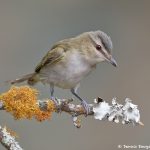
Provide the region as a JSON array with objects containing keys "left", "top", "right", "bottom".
[
  {"left": 35, "top": 100, "right": 55, "bottom": 122},
  {"left": 5, "top": 126, "right": 18, "bottom": 138},
  {"left": 0, "top": 86, "right": 56, "bottom": 121}
]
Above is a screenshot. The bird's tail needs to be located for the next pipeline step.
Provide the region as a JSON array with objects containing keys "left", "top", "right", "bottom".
[{"left": 7, "top": 73, "right": 39, "bottom": 86}]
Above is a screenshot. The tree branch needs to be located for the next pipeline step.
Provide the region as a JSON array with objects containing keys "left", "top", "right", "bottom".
[
  {"left": 0, "top": 126, "right": 23, "bottom": 150},
  {"left": 38, "top": 97, "right": 144, "bottom": 128},
  {"left": 0, "top": 93, "right": 144, "bottom": 129},
  {"left": 0, "top": 86, "right": 144, "bottom": 150}
]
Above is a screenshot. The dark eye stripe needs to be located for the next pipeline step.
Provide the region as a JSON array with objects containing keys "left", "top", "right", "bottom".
[
  {"left": 99, "top": 47, "right": 108, "bottom": 59},
  {"left": 97, "top": 34, "right": 112, "bottom": 54},
  {"left": 89, "top": 34, "right": 109, "bottom": 59},
  {"left": 95, "top": 44, "right": 108, "bottom": 58}
]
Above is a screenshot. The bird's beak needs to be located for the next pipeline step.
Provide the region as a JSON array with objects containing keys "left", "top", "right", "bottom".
[{"left": 108, "top": 57, "right": 118, "bottom": 67}]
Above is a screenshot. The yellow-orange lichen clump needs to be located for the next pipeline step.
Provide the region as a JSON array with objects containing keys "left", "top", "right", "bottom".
[
  {"left": 5, "top": 126, "right": 18, "bottom": 138},
  {"left": 0, "top": 86, "right": 55, "bottom": 121}
]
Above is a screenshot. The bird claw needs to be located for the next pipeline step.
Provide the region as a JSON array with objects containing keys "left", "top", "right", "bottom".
[
  {"left": 50, "top": 97, "right": 61, "bottom": 113},
  {"left": 81, "top": 100, "right": 91, "bottom": 116}
]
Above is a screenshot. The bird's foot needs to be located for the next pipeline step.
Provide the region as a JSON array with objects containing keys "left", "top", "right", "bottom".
[
  {"left": 81, "top": 100, "right": 91, "bottom": 116},
  {"left": 50, "top": 97, "right": 61, "bottom": 113}
]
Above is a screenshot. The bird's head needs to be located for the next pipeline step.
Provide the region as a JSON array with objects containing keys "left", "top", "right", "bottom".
[{"left": 87, "top": 30, "right": 117, "bottom": 67}]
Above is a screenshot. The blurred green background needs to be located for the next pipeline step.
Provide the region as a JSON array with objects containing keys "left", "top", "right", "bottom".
[{"left": 0, "top": 0, "right": 150, "bottom": 149}]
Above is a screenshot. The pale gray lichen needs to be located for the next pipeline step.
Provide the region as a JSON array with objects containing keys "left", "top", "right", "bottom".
[
  {"left": 122, "top": 98, "right": 141, "bottom": 124},
  {"left": 93, "top": 98, "right": 143, "bottom": 126},
  {"left": 0, "top": 126, "right": 23, "bottom": 150},
  {"left": 93, "top": 101, "right": 110, "bottom": 120}
]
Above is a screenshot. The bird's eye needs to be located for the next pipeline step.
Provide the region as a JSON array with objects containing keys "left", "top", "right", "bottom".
[{"left": 96, "top": 45, "right": 102, "bottom": 51}]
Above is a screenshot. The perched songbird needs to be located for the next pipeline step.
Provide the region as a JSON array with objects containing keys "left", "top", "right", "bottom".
[{"left": 10, "top": 30, "right": 117, "bottom": 114}]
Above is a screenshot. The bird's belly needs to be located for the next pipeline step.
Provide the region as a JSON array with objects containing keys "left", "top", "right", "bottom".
[{"left": 39, "top": 58, "right": 92, "bottom": 89}]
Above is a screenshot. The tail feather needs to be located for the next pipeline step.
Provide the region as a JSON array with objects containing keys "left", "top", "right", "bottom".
[{"left": 8, "top": 73, "right": 37, "bottom": 85}]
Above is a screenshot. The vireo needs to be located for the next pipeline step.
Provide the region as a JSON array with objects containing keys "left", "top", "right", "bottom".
[{"left": 11, "top": 30, "right": 117, "bottom": 114}]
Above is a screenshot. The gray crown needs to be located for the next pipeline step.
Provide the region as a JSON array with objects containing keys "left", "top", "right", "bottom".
[
  {"left": 91, "top": 30, "right": 113, "bottom": 53},
  {"left": 97, "top": 30, "right": 113, "bottom": 53}
]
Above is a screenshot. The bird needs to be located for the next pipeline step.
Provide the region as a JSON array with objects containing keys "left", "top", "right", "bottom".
[{"left": 10, "top": 30, "right": 117, "bottom": 115}]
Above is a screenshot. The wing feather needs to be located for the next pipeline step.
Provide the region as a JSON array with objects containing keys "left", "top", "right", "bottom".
[{"left": 35, "top": 44, "right": 67, "bottom": 73}]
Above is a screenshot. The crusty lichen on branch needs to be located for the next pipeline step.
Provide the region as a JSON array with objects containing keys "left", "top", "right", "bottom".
[{"left": 0, "top": 126, "right": 23, "bottom": 150}]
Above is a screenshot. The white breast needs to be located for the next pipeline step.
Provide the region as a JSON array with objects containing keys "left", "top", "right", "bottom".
[{"left": 39, "top": 51, "right": 93, "bottom": 89}]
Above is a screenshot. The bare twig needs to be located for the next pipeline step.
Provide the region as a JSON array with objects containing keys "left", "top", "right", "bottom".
[{"left": 39, "top": 98, "right": 93, "bottom": 115}]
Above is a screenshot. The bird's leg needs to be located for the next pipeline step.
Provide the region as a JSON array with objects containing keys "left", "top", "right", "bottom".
[
  {"left": 71, "top": 88, "right": 90, "bottom": 116},
  {"left": 50, "top": 84, "right": 60, "bottom": 111},
  {"left": 50, "top": 84, "right": 62, "bottom": 112},
  {"left": 50, "top": 84, "right": 55, "bottom": 100}
]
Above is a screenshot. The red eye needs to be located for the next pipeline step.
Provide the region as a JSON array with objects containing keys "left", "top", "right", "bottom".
[{"left": 96, "top": 45, "right": 102, "bottom": 51}]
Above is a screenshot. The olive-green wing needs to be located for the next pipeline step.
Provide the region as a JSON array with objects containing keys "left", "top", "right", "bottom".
[{"left": 35, "top": 44, "right": 67, "bottom": 73}]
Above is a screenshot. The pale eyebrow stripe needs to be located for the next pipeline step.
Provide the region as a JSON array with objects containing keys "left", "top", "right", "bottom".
[
  {"left": 98, "top": 35, "right": 111, "bottom": 54},
  {"left": 89, "top": 35, "right": 109, "bottom": 59}
]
